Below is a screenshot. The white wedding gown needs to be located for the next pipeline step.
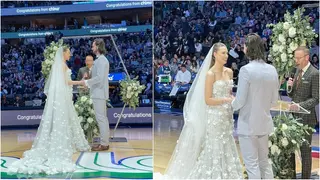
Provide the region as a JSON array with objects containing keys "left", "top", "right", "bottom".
[
  {"left": 155, "top": 80, "right": 243, "bottom": 179},
  {"left": 188, "top": 80, "right": 243, "bottom": 179},
  {"left": 8, "top": 69, "right": 90, "bottom": 175}
]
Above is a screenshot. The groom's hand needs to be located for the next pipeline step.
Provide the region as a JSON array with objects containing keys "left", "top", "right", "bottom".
[{"left": 79, "top": 80, "right": 86, "bottom": 86}]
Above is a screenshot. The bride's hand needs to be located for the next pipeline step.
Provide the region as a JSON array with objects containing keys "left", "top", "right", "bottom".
[{"left": 224, "top": 97, "right": 234, "bottom": 103}]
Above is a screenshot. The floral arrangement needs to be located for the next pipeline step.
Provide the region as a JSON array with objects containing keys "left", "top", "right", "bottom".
[
  {"left": 119, "top": 77, "right": 145, "bottom": 109},
  {"left": 74, "top": 95, "right": 99, "bottom": 143},
  {"left": 41, "top": 39, "right": 66, "bottom": 80},
  {"left": 267, "top": 8, "right": 317, "bottom": 78},
  {"left": 268, "top": 114, "right": 315, "bottom": 179},
  {"left": 74, "top": 94, "right": 113, "bottom": 143},
  {"left": 263, "top": 8, "right": 317, "bottom": 179}
]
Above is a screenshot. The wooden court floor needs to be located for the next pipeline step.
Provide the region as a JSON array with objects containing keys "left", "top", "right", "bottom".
[
  {"left": 154, "top": 113, "right": 320, "bottom": 178},
  {"left": 1, "top": 127, "right": 152, "bottom": 179}
]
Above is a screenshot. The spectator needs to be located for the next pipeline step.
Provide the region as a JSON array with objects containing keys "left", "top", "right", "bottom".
[
  {"left": 173, "top": 64, "right": 191, "bottom": 85},
  {"left": 231, "top": 62, "right": 239, "bottom": 85},
  {"left": 13, "top": 96, "right": 23, "bottom": 107},
  {"left": 158, "top": 60, "right": 171, "bottom": 75},
  {"left": 311, "top": 54, "right": 319, "bottom": 69}
]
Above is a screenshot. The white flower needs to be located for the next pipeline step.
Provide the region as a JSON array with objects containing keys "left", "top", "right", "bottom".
[
  {"left": 283, "top": 22, "right": 290, "bottom": 30},
  {"left": 268, "top": 159, "right": 273, "bottom": 165},
  {"left": 281, "top": 53, "right": 287, "bottom": 62},
  {"left": 127, "top": 86, "right": 132, "bottom": 91},
  {"left": 89, "top": 99, "right": 93, "bottom": 104},
  {"left": 75, "top": 104, "right": 79, "bottom": 109},
  {"left": 93, "top": 128, "right": 98, "bottom": 133},
  {"left": 78, "top": 107, "right": 83, "bottom": 113},
  {"left": 81, "top": 96, "right": 87, "bottom": 102},
  {"left": 50, "top": 53, "right": 54, "bottom": 59},
  {"left": 278, "top": 34, "right": 286, "bottom": 43},
  {"left": 281, "top": 124, "right": 288, "bottom": 130},
  {"left": 289, "top": 42, "right": 298, "bottom": 52},
  {"left": 90, "top": 109, "right": 95, "bottom": 115},
  {"left": 279, "top": 45, "right": 285, "bottom": 53},
  {"left": 281, "top": 137, "right": 289, "bottom": 147},
  {"left": 289, "top": 27, "right": 296, "bottom": 38},
  {"left": 272, "top": 44, "right": 279, "bottom": 52},
  {"left": 135, "top": 92, "right": 138, "bottom": 97},
  {"left": 84, "top": 123, "right": 89, "bottom": 130},
  {"left": 87, "top": 117, "right": 94, "bottom": 124},
  {"left": 268, "top": 140, "right": 272, "bottom": 147},
  {"left": 301, "top": 40, "right": 306, "bottom": 46},
  {"left": 271, "top": 145, "right": 280, "bottom": 155},
  {"left": 127, "top": 93, "right": 132, "bottom": 99},
  {"left": 289, "top": 61, "right": 293, "bottom": 66},
  {"left": 270, "top": 132, "right": 274, "bottom": 136},
  {"left": 79, "top": 116, "right": 83, "bottom": 122},
  {"left": 291, "top": 140, "right": 297, "bottom": 144},
  {"left": 54, "top": 46, "right": 58, "bottom": 51}
]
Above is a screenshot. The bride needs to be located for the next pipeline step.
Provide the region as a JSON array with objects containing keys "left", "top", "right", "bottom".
[
  {"left": 156, "top": 43, "right": 243, "bottom": 179},
  {"left": 8, "top": 46, "right": 90, "bottom": 175}
]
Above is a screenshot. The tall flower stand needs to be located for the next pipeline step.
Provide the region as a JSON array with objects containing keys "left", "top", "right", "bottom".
[{"left": 109, "top": 103, "right": 128, "bottom": 142}]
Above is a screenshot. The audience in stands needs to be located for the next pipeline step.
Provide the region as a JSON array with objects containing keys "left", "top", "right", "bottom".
[
  {"left": 154, "top": 1, "right": 319, "bottom": 96},
  {"left": 1, "top": 31, "right": 152, "bottom": 107}
]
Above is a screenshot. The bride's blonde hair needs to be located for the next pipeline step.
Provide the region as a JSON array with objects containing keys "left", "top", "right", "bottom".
[{"left": 210, "top": 42, "right": 227, "bottom": 68}]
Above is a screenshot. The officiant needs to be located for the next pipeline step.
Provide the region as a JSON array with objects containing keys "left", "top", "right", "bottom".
[{"left": 77, "top": 55, "right": 94, "bottom": 95}]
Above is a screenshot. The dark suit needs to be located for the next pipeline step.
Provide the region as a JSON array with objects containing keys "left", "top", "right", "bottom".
[
  {"left": 288, "top": 63, "right": 319, "bottom": 179},
  {"left": 77, "top": 66, "right": 92, "bottom": 81},
  {"left": 77, "top": 66, "right": 92, "bottom": 95}
]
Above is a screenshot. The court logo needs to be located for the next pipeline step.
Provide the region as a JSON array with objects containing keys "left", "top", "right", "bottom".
[{"left": 1, "top": 152, "right": 152, "bottom": 179}]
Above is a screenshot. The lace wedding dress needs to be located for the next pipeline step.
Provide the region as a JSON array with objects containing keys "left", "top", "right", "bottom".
[
  {"left": 8, "top": 48, "right": 90, "bottom": 175},
  {"left": 187, "top": 80, "right": 243, "bottom": 179}
]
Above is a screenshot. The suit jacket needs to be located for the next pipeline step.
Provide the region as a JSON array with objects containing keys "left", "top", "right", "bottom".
[
  {"left": 288, "top": 64, "right": 319, "bottom": 126},
  {"left": 86, "top": 55, "right": 109, "bottom": 100},
  {"left": 232, "top": 60, "right": 279, "bottom": 136},
  {"left": 77, "top": 66, "right": 91, "bottom": 81}
]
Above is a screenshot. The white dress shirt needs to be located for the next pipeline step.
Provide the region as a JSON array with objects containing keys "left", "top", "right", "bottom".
[
  {"left": 175, "top": 70, "right": 191, "bottom": 84},
  {"left": 302, "top": 62, "right": 311, "bottom": 76}
]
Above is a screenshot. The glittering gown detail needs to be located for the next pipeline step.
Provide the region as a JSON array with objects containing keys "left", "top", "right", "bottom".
[
  {"left": 8, "top": 69, "right": 90, "bottom": 175},
  {"left": 187, "top": 80, "right": 243, "bottom": 179}
]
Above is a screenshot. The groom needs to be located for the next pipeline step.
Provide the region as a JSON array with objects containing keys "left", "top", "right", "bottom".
[
  {"left": 231, "top": 33, "right": 279, "bottom": 179},
  {"left": 80, "top": 38, "right": 110, "bottom": 151}
]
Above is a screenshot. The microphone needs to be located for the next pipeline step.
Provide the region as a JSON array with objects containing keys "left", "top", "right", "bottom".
[
  {"left": 290, "top": 67, "right": 297, "bottom": 79},
  {"left": 287, "top": 67, "right": 297, "bottom": 93}
]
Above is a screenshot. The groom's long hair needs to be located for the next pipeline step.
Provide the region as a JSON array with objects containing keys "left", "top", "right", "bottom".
[
  {"left": 94, "top": 38, "right": 107, "bottom": 55},
  {"left": 245, "top": 33, "right": 266, "bottom": 61}
]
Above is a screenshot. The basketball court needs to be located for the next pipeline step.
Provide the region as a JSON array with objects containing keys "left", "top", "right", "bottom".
[
  {"left": 154, "top": 112, "right": 320, "bottom": 178},
  {"left": 1, "top": 127, "right": 152, "bottom": 179}
]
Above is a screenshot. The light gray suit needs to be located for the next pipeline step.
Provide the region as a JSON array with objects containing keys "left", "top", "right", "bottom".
[
  {"left": 85, "top": 54, "right": 110, "bottom": 146},
  {"left": 232, "top": 60, "right": 279, "bottom": 179}
]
